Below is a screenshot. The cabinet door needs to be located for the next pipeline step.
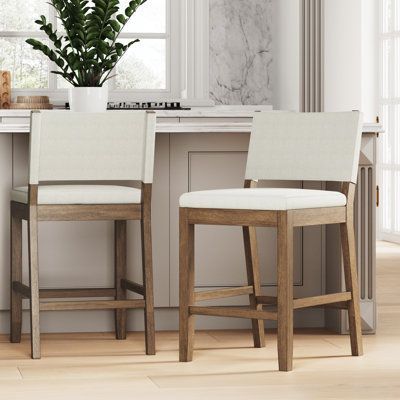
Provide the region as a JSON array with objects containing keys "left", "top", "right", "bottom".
[{"left": 169, "top": 133, "right": 324, "bottom": 327}]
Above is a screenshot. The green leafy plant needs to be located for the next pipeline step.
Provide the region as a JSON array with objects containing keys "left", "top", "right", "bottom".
[{"left": 26, "top": 0, "right": 147, "bottom": 87}]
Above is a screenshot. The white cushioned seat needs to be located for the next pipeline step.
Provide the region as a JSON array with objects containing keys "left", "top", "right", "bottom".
[
  {"left": 179, "top": 188, "right": 346, "bottom": 211},
  {"left": 11, "top": 185, "right": 141, "bottom": 205}
]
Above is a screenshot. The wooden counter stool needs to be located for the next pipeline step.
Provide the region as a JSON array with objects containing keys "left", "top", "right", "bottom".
[
  {"left": 10, "top": 110, "right": 156, "bottom": 359},
  {"left": 179, "top": 111, "right": 364, "bottom": 371}
]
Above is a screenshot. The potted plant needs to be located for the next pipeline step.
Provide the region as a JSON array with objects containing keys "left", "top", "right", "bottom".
[{"left": 26, "top": 0, "right": 146, "bottom": 112}]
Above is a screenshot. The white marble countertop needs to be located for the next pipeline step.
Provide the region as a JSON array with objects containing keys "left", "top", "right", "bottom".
[
  {"left": 0, "top": 106, "right": 384, "bottom": 134},
  {"left": 0, "top": 105, "right": 273, "bottom": 119}
]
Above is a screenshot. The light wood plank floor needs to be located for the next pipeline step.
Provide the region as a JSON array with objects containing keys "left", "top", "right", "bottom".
[{"left": 1, "top": 241, "right": 399, "bottom": 399}]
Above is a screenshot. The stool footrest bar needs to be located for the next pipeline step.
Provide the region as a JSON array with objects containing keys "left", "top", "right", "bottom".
[
  {"left": 189, "top": 306, "right": 277, "bottom": 320},
  {"left": 293, "top": 292, "right": 352, "bottom": 309},
  {"left": 121, "top": 279, "right": 145, "bottom": 296},
  {"left": 12, "top": 282, "right": 117, "bottom": 299},
  {"left": 39, "top": 299, "right": 146, "bottom": 311},
  {"left": 194, "top": 286, "right": 254, "bottom": 302}
]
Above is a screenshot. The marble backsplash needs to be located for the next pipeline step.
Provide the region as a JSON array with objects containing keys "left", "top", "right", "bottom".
[{"left": 209, "top": 0, "right": 273, "bottom": 105}]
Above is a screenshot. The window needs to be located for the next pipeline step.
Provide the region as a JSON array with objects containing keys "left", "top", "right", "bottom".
[
  {"left": 0, "top": 0, "right": 189, "bottom": 101},
  {"left": 379, "top": 0, "right": 400, "bottom": 242}
]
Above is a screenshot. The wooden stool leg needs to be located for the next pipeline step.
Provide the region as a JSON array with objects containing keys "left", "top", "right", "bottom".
[
  {"left": 277, "top": 211, "right": 294, "bottom": 371},
  {"left": 115, "top": 220, "right": 127, "bottom": 340},
  {"left": 10, "top": 212, "right": 23, "bottom": 343},
  {"left": 28, "top": 213, "right": 41, "bottom": 359},
  {"left": 340, "top": 220, "right": 363, "bottom": 356},
  {"left": 243, "top": 226, "right": 265, "bottom": 348},
  {"left": 179, "top": 208, "right": 195, "bottom": 362},
  {"left": 141, "top": 196, "right": 156, "bottom": 355}
]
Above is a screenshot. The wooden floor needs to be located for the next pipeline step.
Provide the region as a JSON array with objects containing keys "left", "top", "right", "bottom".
[{"left": 1, "top": 241, "right": 399, "bottom": 399}]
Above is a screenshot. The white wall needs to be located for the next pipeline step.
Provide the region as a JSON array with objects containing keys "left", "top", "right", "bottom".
[
  {"left": 272, "top": 0, "right": 301, "bottom": 111},
  {"left": 324, "top": 0, "right": 363, "bottom": 112},
  {"left": 362, "top": 0, "right": 379, "bottom": 122},
  {"left": 324, "top": 0, "right": 379, "bottom": 121}
]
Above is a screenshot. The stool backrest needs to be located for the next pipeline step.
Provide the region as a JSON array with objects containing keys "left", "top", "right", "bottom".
[
  {"left": 245, "top": 111, "right": 363, "bottom": 184},
  {"left": 28, "top": 111, "right": 156, "bottom": 184}
]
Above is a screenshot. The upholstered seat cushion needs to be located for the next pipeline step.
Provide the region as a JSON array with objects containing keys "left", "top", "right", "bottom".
[
  {"left": 11, "top": 185, "right": 141, "bottom": 205},
  {"left": 179, "top": 188, "right": 347, "bottom": 211}
]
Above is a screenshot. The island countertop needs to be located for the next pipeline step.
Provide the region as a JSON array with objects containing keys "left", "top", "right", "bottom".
[{"left": 0, "top": 106, "right": 384, "bottom": 134}]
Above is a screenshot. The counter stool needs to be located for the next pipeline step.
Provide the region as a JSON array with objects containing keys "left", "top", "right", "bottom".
[
  {"left": 10, "top": 110, "right": 157, "bottom": 359},
  {"left": 179, "top": 111, "right": 364, "bottom": 371}
]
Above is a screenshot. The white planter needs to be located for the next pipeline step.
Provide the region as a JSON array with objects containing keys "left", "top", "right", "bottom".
[{"left": 68, "top": 86, "right": 108, "bottom": 112}]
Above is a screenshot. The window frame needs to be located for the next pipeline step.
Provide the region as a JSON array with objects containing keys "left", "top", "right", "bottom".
[
  {"left": 378, "top": 0, "right": 400, "bottom": 242},
  {"left": 0, "top": 0, "right": 211, "bottom": 104}
]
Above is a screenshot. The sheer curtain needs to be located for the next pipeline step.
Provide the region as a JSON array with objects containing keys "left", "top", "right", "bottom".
[{"left": 379, "top": 0, "right": 400, "bottom": 242}]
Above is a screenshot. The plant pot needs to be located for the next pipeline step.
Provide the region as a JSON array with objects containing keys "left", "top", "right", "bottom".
[{"left": 68, "top": 86, "right": 108, "bottom": 112}]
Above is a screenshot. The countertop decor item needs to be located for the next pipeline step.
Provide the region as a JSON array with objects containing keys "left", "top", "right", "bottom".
[
  {"left": 0, "top": 71, "right": 11, "bottom": 109},
  {"left": 26, "top": 0, "right": 147, "bottom": 112},
  {"left": 11, "top": 96, "right": 53, "bottom": 110}
]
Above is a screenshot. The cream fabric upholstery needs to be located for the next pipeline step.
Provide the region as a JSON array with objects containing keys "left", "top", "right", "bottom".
[
  {"left": 28, "top": 111, "right": 156, "bottom": 184},
  {"left": 245, "top": 111, "right": 363, "bottom": 183},
  {"left": 179, "top": 188, "right": 347, "bottom": 211},
  {"left": 11, "top": 185, "right": 141, "bottom": 205}
]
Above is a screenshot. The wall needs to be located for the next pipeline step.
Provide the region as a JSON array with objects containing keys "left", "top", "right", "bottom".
[
  {"left": 209, "top": 0, "right": 273, "bottom": 105},
  {"left": 323, "top": 0, "right": 379, "bottom": 122},
  {"left": 271, "top": 0, "right": 301, "bottom": 111}
]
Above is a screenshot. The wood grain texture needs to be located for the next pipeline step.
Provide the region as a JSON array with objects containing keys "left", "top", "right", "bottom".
[
  {"left": 292, "top": 206, "right": 346, "bottom": 227},
  {"left": 39, "top": 299, "right": 145, "bottom": 311},
  {"left": 37, "top": 204, "right": 141, "bottom": 221},
  {"left": 115, "top": 220, "right": 127, "bottom": 340},
  {"left": 141, "top": 183, "right": 156, "bottom": 355},
  {"left": 10, "top": 212, "right": 22, "bottom": 343},
  {"left": 243, "top": 179, "right": 265, "bottom": 347},
  {"left": 190, "top": 306, "right": 278, "bottom": 321},
  {"left": 0, "top": 70, "right": 11, "bottom": 109},
  {"left": 277, "top": 211, "right": 294, "bottom": 371},
  {"left": 28, "top": 184, "right": 41, "bottom": 359},
  {"left": 179, "top": 208, "right": 195, "bottom": 362},
  {"left": 121, "top": 279, "right": 145, "bottom": 296},
  {"left": 341, "top": 182, "right": 364, "bottom": 356},
  {"left": 194, "top": 286, "right": 253, "bottom": 302},
  {"left": 12, "top": 283, "right": 116, "bottom": 299},
  {"left": 187, "top": 208, "right": 277, "bottom": 227},
  {"left": 293, "top": 292, "right": 352, "bottom": 309}
]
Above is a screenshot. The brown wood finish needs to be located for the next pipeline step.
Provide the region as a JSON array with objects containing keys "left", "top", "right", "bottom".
[
  {"left": 293, "top": 292, "right": 352, "bottom": 309},
  {"left": 10, "top": 212, "right": 22, "bottom": 343},
  {"left": 194, "top": 286, "right": 253, "bottom": 302},
  {"left": 28, "top": 184, "right": 41, "bottom": 359},
  {"left": 141, "top": 183, "right": 156, "bottom": 355},
  {"left": 9, "top": 182, "right": 156, "bottom": 359},
  {"left": 243, "top": 178, "right": 265, "bottom": 348},
  {"left": 121, "top": 279, "right": 145, "bottom": 296},
  {"left": 37, "top": 204, "right": 141, "bottom": 221},
  {"left": 277, "top": 211, "right": 294, "bottom": 371},
  {"left": 178, "top": 177, "right": 364, "bottom": 371},
  {"left": 12, "top": 283, "right": 117, "bottom": 299},
  {"left": 187, "top": 208, "right": 277, "bottom": 227},
  {"left": 179, "top": 208, "right": 195, "bottom": 362},
  {"left": 340, "top": 182, "right": 364, "bottom": 356},
  {"left": 190, "top": 306, "right": 278, "bottom": 321},
  {"left": 40, "top": 299, "right": 145, "bottom": 311},
  {"left": 115, "top": 220, "right": 127, "bottom": 340},
  {"left": 292, "top": 206, "right": 346, "bottom": 227}
]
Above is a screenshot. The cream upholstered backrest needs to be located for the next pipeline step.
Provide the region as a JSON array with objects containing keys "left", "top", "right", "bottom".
[
  {"left": 245, "top": 111, "right": 363, "bottom": 184},
  {"left": 29, "top": 111, "right": 156, "bottom": 184}
]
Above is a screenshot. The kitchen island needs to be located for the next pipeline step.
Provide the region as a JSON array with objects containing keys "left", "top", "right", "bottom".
[{"left": 0, "top": 106, "right": 382, "bottom": 334}]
